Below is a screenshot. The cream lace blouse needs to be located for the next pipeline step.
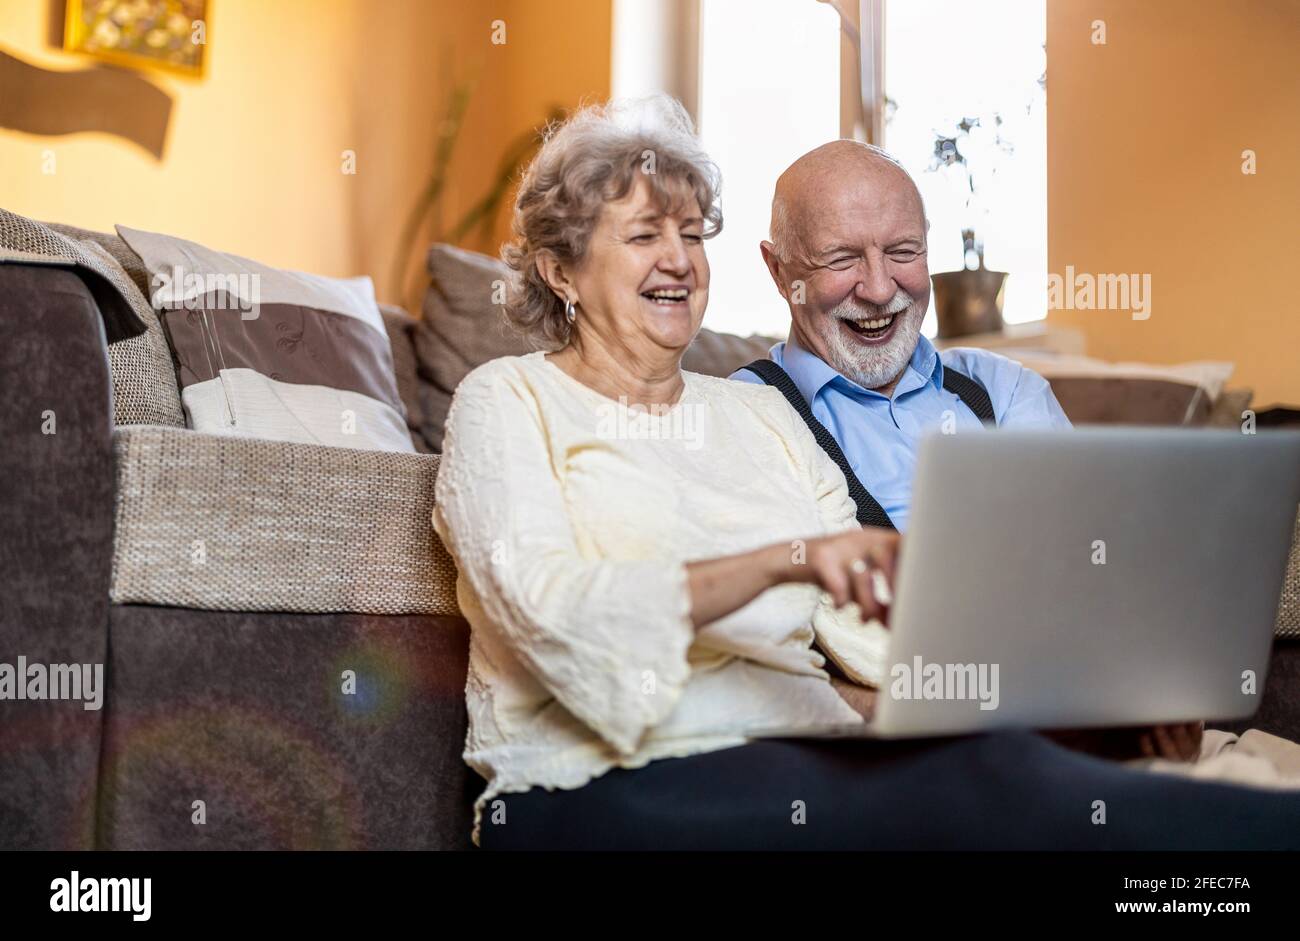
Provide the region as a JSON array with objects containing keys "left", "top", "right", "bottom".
[{"left": 432, "top": 352, "right": 888, "bottom": 844}]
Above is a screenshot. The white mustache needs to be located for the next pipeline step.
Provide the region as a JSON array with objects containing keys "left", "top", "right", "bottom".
[{"left": 830, "top": 290, "right": 915, "bottom": 321}]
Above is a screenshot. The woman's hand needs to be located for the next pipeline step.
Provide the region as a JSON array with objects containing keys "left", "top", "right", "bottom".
[
  {"left": 780, "top": 527, "right": 901, "bottom": 624},
  {"left": 685, "top": 526, "right": 900, "bottom": 630}
]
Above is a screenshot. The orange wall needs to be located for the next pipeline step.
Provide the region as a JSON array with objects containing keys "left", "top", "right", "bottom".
[
  {"left": 491, "top": 0, "right": 613, "bottom": 250},
  {"left": 0, "top": 0, "right": 610, "bottom": 309},
  {"left": 1046, "top": 0, "right": 1300, "bottom": 407}
]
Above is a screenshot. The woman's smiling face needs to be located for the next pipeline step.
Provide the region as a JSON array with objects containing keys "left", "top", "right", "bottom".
[{"left": 567, "top": 175, "right": 711, "bottom": 357}]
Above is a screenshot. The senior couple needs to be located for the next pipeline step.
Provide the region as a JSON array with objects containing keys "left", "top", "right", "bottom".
[{"left": 432, "top": 97, "right": 1300, "bottom": 849}]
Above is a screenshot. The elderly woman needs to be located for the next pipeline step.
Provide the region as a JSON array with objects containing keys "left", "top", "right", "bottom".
[{"left": 433, "top": 98, "right": 1300, "bottom": 850}]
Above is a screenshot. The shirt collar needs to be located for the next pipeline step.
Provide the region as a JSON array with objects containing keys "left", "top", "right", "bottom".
[
  {"left": 779, "top": 330, "right": 945, "bottom": 404},
  {"left": 776, "top": 333, "right": 846, "bottom": 406},
  {"left": 910, "top": 333, "right": 945, "bottom": 392}
]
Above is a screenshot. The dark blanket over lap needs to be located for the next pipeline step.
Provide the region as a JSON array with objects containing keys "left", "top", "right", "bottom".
[{"left": 481, "top": 731, "right": 1300, "bottom": 850}]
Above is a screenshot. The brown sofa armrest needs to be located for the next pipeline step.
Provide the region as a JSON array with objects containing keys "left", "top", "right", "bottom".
[{"left": 0, "top": 263, "right": 114, "bottom": 848}]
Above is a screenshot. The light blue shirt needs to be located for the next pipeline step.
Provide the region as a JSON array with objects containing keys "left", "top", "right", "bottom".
[{"left": 729, "top": 333, "right": 1071, "bottom": 531}]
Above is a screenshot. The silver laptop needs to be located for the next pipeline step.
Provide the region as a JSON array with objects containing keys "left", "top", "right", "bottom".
[{"left": 758, "top": 428, "right": 1300, "bottom": 739}]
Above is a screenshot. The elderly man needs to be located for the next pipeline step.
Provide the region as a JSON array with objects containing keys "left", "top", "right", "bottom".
[
  {"left": 731, "top": 140, "right": 1069, "bottom": 532},
  {"left": 729, "top": 140, "right": 1225, "bottom": 762}
]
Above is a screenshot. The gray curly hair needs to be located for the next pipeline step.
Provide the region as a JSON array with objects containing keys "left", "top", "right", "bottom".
[{"left": 501, "top": 96, "right": 723, "bottom": 348}]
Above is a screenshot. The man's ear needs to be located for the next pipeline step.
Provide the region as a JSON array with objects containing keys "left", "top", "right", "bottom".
[
  {"left": 535, "top": 251, "right": 576, "bottom": 305},
  {"left": 759, "top": 241, "right": 788, "bottom": 302}
]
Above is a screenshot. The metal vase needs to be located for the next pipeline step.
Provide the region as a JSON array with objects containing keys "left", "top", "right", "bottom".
[{"left": 931, "top": 269, "right": 1008, "bottom": 339}]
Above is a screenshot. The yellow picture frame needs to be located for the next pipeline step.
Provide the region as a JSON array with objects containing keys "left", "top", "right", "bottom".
[{"left": 63, "top": 0, "right": 209, "bottom": 78}]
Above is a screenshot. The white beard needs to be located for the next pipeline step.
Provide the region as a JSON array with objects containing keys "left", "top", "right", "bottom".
[{"left": 814, "top": 289, "right": 923, "bottom": 392}]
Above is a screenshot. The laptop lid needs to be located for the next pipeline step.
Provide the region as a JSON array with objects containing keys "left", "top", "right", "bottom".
[{"left": 873, "top": 428, "right": 1300, "bottom": 738}]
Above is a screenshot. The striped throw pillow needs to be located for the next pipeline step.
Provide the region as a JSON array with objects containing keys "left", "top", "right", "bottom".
[{"left": 117, "top": 225, "right": 413, "bottom": 453}]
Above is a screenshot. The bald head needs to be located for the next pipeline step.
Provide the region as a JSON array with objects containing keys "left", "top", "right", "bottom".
[{"left": 769, "top": 141, "right": 925, "bottom": 262}]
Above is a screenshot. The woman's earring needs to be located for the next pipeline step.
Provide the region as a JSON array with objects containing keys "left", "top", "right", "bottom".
[{"left": 564, "top": 297, "right": 577, "bottom": 324}]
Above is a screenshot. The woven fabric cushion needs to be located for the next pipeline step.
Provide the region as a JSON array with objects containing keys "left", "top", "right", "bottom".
[
  {"left": 1277, "top": 514, "right": 1300, "bottom": 639},
  {"left": 3, "top": 211, "right": 185, "bottom": 427},
  {"left": 117, "top": 225, "right": 413, "bottom": 452},
  {"left": 46, "top": 221, "right": 152, "bottom": 295},
  {"left": 45, "top": 221, "right": 185, "bottom": 428},
  {"left": 415, "top": 242, "right": 782, "bottom": 449},
  {"left": 110, "top": 425, "right": 459, "bottom": 616},
  {"left": 0, "top": 207, "right": 147, "bottom": 342}
]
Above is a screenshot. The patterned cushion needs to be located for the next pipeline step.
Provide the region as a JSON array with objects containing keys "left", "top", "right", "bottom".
[
  {"left": 110, "top": 425, "right": 459, "bottom": 616},
  {"left": 118, "top": 225, "right": 413, "bottom": 452}
]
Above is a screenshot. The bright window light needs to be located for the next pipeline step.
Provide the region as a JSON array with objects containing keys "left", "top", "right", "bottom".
[
  {"left": 685, "top": 0, "right": 1046, "bottom": 338},
  {"left": 884, "top": 0, "right": 1047, "bottom": 332},
  {"left": 698, "top": 0, "right": 842, "bottom": 339}
]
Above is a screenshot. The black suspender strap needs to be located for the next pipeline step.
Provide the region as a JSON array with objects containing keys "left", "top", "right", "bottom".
[
  {"left": 741, "top": 358, "right": 999, "bottom": 531},
  {"left": 941, "top": 367, "right": 997, "bottom": 426},
  {"left": 742, "top": 359, "right": 896, "bottom": 530}
]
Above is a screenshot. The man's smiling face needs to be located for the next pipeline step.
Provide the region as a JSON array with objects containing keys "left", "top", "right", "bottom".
[{"left": 761, "top": 142, "right": 931, "bottom": 397}]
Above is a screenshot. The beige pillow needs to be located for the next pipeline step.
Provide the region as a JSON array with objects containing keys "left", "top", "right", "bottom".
[
  {"left": 681, "top": 328, "right": 782, "bottom": 379},
  {"left": 415, "top": 245, "right": 536, "bottom": 452}
]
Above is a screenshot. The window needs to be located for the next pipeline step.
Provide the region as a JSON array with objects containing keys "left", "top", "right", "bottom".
[
  {"left": 617, "top": 0, "right": 1047, "bottom": 338},
  {"left": 883, "top": 0, "right": 1047, "bottom": 333},
  {"left": 697, "top": 0, "right": 842, "bottom": 337}
]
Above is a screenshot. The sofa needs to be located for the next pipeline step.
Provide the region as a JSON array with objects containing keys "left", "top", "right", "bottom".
[{"left": 2, "top": 213, "right": 1299, "bottom": 850}]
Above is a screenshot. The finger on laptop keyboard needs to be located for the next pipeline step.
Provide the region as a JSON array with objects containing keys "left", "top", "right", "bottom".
[{"left": 848, "top": 559, "right": 879, "bottom": 621}]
